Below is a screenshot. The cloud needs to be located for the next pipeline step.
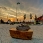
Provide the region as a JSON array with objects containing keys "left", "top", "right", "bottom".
[{"left": 0, "top": 0, "right": 43, "bottom": 17}]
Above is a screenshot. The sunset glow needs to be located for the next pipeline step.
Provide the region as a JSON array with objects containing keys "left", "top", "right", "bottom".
[
  {"left": 9, "top": 18, "right": 15, "bottom": 22},
  {"left": 0, "top": 0, "right": 43, "bottom": 21}
]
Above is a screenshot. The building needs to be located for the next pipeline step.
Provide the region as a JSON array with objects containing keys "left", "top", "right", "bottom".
[{"left": 37, "top": 15, "right": 43, "bottom": 24}]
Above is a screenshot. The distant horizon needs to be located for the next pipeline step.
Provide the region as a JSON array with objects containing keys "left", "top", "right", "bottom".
[{"left": 0, "top": 17, "right": 34, "bottom": 22}]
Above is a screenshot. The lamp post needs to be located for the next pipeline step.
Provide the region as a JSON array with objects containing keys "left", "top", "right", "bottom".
[
  {"left": 16, "top": 2, "right": 20, "bottom": 21},
  {"left": 7, "top": 13, "right": 8, "bottom": 21}
]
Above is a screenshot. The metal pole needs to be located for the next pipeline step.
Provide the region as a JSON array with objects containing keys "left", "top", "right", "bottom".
[
  {"left": 16, "top": 2, "right": 20, "bottom": 21},
  {"left": 7, "top": 14, "right": 8, "bottom": 21},
  {"left": 16, "top": 5, "right": 17, "bottom": 21}
]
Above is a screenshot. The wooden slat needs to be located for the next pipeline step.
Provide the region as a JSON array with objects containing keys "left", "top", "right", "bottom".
[{"left": 9, "top": 28, "right": 33, "bottom": 40}]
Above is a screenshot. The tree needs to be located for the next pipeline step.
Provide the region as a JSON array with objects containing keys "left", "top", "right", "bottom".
[
  {"left": 24, "top": 14, "right": 26, "bottom": 21},
  {"left": 35, "top": 15, "right": 37, "bottom": 20},
  {"left": 30, "top": 13, "right": 32, "bottom": 19},
  {"left": 34, "top": 15, "right": 39, "bottom": 24},
  {"left": 0, "top": 19, "right": 4, "bottom": 24},
  {"left": 7, "top": 19, "right": 11, "bottom": 24},
  {"left": 17, "top": 19, "right": 18, "bottom": 22}
]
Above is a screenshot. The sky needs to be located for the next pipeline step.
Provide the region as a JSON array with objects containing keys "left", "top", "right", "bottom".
[{"left": 0, "top": 0, "right": 43, "bottom": 21}]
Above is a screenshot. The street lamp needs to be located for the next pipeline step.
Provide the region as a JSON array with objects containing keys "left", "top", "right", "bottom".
[{"left": 16, "top": 2, "right": 20, "bottom": 21}]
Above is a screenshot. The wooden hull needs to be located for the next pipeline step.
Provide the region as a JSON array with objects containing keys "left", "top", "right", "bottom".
[{"left": 9, "top": 28, "right": 33, "bottom": 40}]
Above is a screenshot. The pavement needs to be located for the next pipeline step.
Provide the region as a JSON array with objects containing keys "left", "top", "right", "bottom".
[{"left": 0, "top": 24, "right": 43, "bottom": 43}]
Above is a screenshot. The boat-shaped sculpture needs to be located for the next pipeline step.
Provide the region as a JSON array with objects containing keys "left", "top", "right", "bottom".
[{"left": 9, "top": 24, "right": 33, "bottom": 40}]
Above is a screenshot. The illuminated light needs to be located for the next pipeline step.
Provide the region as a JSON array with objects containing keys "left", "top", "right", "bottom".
[{"left": 9, "top": 18, "right": 15, "bottom": 22}]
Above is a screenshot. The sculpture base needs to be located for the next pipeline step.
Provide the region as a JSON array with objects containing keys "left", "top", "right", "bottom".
[{"left": 9, "top": 28, "right": 33, "bottom": 40}]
